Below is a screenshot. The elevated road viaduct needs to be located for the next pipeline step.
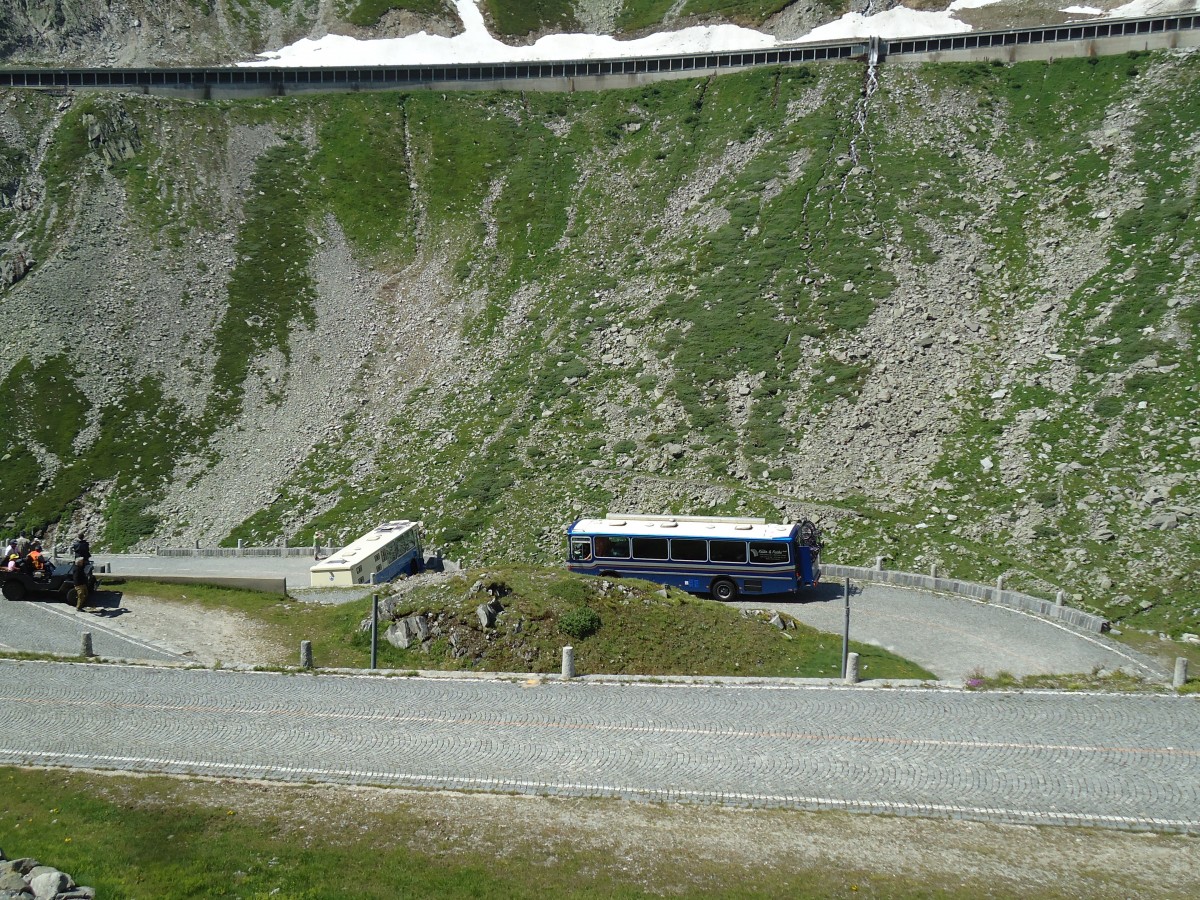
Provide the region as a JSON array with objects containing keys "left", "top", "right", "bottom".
[{"left": 0, "top": 14, "right": 1197, "bottom": 98}]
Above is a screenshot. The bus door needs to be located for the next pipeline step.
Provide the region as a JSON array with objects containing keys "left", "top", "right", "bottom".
[{"left": 794, "top": 541, "right": 818, "bottom": 587}]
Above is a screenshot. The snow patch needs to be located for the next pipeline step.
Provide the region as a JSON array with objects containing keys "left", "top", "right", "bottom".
[
  {"left": 242, "top": 0, "right": 1200, "bottom": 68},
  {"left": 245, "top": 0, "right": 776, "bottom": 67}
]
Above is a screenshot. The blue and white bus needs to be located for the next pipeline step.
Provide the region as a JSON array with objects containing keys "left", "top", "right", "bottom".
[{"left": 565, "top": 514, "right": 822, "bottom": 600}]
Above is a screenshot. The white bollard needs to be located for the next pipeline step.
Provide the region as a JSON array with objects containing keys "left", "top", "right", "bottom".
[
  {"left": 80, "top": 632, "right": 94, "bottom": 658},
  {"left": 1055, "top": 590, "right": 1065, "bottom": 607},
  {"left": 1174, "top": 657, "right": 1189, "bottom": 690},
  {"left": 844, "top": 652, "right": 860, "bottom": 685},
  {"left": 300, "top": 640, "right": 313, "bottom": 669},
  {"left": 562, "top": 646, "right": 575, "bottom": 679}
]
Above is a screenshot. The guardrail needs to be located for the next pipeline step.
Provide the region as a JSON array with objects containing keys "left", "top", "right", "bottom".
[
  {"left": 153, "top": 544, "right": 336, "bottom": 559},
  {"left": 824, "top": 563, "right": 1109, "bottom": 634}
]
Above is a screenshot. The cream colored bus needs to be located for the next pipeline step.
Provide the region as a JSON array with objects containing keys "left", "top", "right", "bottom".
[{"left": 309, "top": 520, "right": 423, "bottom": 587}]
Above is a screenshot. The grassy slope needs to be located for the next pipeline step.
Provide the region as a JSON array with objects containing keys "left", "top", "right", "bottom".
[{"left": 1, "top": 55, "right": 1197, "bottom": 643}]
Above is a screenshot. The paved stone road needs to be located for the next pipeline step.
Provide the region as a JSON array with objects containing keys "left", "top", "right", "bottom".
[
  {"left": 0, "top": 597, "right": 182, "bottom": 662},
  {"left": 1, "top": 660, "right": 1196, "bottom": 833}
]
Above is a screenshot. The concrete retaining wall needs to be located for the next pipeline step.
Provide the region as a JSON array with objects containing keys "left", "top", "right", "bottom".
[
  {"left": 99, "top": 573, "right": 289, "bottom": 595},
  {"left": 824, "top": 564, "right": 1109, "bottom": 633}
]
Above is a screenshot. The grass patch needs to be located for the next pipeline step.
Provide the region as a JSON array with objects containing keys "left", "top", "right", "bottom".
[
  {"left": 5, "top": 767, "right": 1177, "bottom": 898},
  {"left": 964, "top": 667, "right": 1164, "bottom": 693},
  {"left": 325, "top": 566, "right": 934, "bottom": 679},
  {"left": 617, "top": 1, "right": 798, "bottom": 31},
  {"left": 340, "top": 0, "right": 444, "bottom": 27},
  {"left": 310, "top": 93, "right": 416, "bottom": 262},
  {"left": 0, "top": 359, "right": 195, "bottom": 546},
  {"left": 481, "top": 0, "right": 578, "bottom": 36},
  {"left": 205, "top": 140, "right": 317, "bottom": 426}
]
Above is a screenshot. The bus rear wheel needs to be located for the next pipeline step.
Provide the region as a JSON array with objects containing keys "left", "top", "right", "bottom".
[{"left": 710, "top": 578, "right": 737, "bottom": 602}]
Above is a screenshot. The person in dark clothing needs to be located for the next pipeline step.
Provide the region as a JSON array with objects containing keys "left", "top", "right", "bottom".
[
  {"left": 71, "top": 533, "right": 91, "bottom": 561},
  {"left": 70, "top": 558, "right": 90, "bottom": 610}
]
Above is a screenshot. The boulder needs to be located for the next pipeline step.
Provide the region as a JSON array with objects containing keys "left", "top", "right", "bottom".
[
  {"left": 477, "top": 603, "right": 497, "bottom": 628},
  {"left": 1147, "top": 512, "right": 1179, "bottom": 531},
  {"left": 29, "top": 869, "right": 71, "bottom": 900},
  {"left": 384, "top": 615, "right": 429, "bottom": 650},
  {"left": 0, "top": 873, "right": 26, "bottom": 892}
]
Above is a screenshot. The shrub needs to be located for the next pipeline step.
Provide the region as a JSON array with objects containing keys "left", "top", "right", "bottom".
[{"left": 559, "top": 605, "right": 602, "bottom": 639}]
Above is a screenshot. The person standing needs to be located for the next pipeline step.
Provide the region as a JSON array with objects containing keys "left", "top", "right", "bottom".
[
  {"left": 14, "top": 532, "right": 30, "bottom": 558},
  {"left": 71, "top": 532, "right": 91, "bottom": 562},
  {"left": 70, "top": 557, "right": 90, "bottom": 611}
]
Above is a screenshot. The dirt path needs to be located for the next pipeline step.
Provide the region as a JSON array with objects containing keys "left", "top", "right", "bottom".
[{"left": 86, "top": 590, "right": 279, "bottom": 666}]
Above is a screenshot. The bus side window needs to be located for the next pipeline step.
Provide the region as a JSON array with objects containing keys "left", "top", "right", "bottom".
[
  {"left": 710, "top": 540, "right": 747, "bottom": 564},
  {"left": 596, "top": 536, "right": 630, "bottom": 558},
  {"left": 670, "top": 539, "right": 707, "bottom": 561},
  {"left": 570, "top": 538, "right": 592, "bottom": 561},
  {"left": 631, "top": 537, "right": 669, "bottom": 560},
  {"left": 749, "top": 542, "right": 790, "bottom": 564}
]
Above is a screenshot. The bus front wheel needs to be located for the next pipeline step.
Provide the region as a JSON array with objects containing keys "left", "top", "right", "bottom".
[{"left": 710, "top": 578, "right": 737, "bottom": 602}]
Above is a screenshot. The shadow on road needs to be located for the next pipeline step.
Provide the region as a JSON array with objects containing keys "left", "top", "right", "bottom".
[
  {"left": 85, "top": 589, "right": 129, "bottom": 618},
  {"left": 744, "top": 582, "right": 859, "bottom": 606}
]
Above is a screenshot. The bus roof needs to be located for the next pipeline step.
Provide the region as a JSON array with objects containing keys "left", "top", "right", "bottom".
[
  {"left": 310, "top": 520, "right": 420, "bottom": 573},
  {"left": 569, "top": 515, "right": 796, "bottom": 542}
]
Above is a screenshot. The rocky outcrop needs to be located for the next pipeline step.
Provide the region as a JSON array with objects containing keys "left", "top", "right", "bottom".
[
  {"left": 0, "top": 0, "right": 463, "bottom": 67},
  {"left": 0, "top": 849, "right": 95, "bottom": 900},
  {"left": 0, "top": 244, "right": 34, "bottom": 289}
]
